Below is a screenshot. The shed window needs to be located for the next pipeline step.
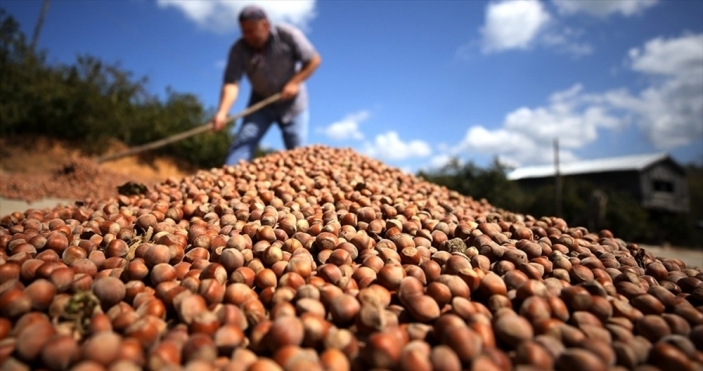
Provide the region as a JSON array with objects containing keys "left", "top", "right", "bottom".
[{"left": 653, "top": 180, "right": 674, "bottom": 193}]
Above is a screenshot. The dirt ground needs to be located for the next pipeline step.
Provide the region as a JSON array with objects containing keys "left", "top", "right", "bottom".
[
  {"left": 0, "top": 136, "right": 195, "bottom": 182},
  {"left": 0, "top": 135, "right": 197, "bottom": 213},
  {"left": 639, "top": 244, "right": 702, "bottom": 270}
]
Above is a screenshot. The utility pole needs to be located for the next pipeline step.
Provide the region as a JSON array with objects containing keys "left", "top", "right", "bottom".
[
  {"left": 30, "top": 0, "right": 51, "bottom": 53},
  {"left": 554, "top": 138, "right": 562, "bottom": 218}
]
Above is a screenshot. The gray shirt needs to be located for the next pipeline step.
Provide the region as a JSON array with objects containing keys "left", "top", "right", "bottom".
[{"left": 224, "top": 23, "right": 317, "bottom": 123}]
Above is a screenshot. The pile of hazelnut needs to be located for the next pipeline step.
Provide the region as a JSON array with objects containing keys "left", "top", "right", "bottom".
[{"left": 1, "top": 145, "right": 701, "bottom": 371}]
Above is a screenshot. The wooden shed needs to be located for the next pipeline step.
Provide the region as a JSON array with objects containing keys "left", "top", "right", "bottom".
[{"left": 506, "top": 152, "right": 690, "bottom": 213}]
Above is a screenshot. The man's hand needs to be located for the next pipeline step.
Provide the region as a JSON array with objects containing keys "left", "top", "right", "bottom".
[
  {"left": 211, "top": 112, "right": 229, "bottom": 132},
  {"left": 281, "top": 82, "right": 300, "bottom": 100}
]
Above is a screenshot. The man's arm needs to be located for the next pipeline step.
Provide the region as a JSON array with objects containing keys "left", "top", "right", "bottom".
[
  {"left": 281, "top": 53, "right": 321, "bottom": 100},
  {"left": 212, "top": 82, "right": 240, "bottom": 131}
]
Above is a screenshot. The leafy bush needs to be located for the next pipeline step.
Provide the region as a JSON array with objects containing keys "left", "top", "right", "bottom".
[
  {"left": 0, "top": 9, "right": 241, "bottom": 169},
  {"left": 417, "top": 157, "right": 525, "bottom": 212}
]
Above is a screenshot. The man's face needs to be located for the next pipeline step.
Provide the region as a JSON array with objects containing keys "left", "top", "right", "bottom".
[{"left": 240, "top": 19, "right": 270, "bottom": 50}]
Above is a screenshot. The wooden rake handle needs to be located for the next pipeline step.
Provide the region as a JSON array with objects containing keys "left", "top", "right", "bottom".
[{"left": 95, "top": 93, "right": 282, "bottom": 164}]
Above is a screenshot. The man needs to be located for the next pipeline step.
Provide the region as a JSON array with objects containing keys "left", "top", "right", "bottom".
[{"left": 211, "top": 5, "right": 321, "bottom": 165}]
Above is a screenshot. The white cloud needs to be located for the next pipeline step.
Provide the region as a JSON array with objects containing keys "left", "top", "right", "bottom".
[
  {"left": 421, "top": 154, "right": 461, "bottom": 172},
  {"left": 606, "top": 33, "right": 703, "bottom": 149},
  {"left": 504, "top": 86, "right": 624, "bottom": 149},
  {"left": 541, "top": 29, "right": 593, "bottom": 58},
  {"left": 469, "top": 0, "right": 658, "bottom": 58},
  {"left": 447, "top": 82, "right": 625, "bottom": 166},
  {"left": 459, "top": 125, "right": 582, "bottom": 166},
  {"left": 363, "top": 131, "right": 432, "bottom": 162},
  {"left": 628, "top": 33, "right": 703, "bottom": 77},
  {"left": 429, "top": 154, "right": 455, "bottom": 170},
  {"left": 552, "top": 0, "right": 658, "bottom": 17},
  {"left": 156, "top": 0, "right": 317, "bottom": 33},
  {"left": 320, "top": 111, "right": 369, "bottom": 141},
  {"left": 480, "top": 0, "right": 552, "bottom": 53},
  {"left": 446, "top": 33, "right": 703, "bottom": 167},
  {"left": 400, "top": 166, "right": 414, "bottom": 175},
  {"left": 473, "top": 0, "right": 589, "bottom": 58},
  {"left": 461, "top": 126, "right": 536, "bottom": 153}
]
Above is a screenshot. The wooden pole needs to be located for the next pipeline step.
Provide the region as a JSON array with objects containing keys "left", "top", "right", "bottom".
[
  {"left": 95, "top": 93, "right": 281, "bottom": 164},
  {"left": 554, "top": 138, "right": 562, "bottom": 218},
  {"left": 30, "top": 0, "right": 51, "bottom": 53}
]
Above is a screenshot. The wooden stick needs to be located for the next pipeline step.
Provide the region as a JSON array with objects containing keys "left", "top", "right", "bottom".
[{"left": 95, "top": 93, "right": 282, "bottom": 164}]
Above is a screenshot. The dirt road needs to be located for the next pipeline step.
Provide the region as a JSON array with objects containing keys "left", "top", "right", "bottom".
[{"left": 639, "top": 244, "right": 702, "bottom": 270}]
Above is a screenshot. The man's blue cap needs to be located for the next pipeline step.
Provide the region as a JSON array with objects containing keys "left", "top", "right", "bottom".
[{"left": 239, "top": 5, "right": 268, "bottom": 22}]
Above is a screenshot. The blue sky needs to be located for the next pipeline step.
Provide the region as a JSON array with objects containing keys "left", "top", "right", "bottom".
[{"left": 4, "top": 0, "right": 702, "bottom": 173}]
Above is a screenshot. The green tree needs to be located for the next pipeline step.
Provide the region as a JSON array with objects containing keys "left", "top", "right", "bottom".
[
  {"left": 418, "top": 156, "right": 525, "bottom": 211},
  {"left": 0, "top": 8, "right": 274, "bottom": 170}
]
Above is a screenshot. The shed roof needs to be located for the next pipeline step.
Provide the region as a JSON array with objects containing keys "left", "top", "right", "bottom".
[{"left": 507, "top": 152, "right": 670, "bottom": 181}]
